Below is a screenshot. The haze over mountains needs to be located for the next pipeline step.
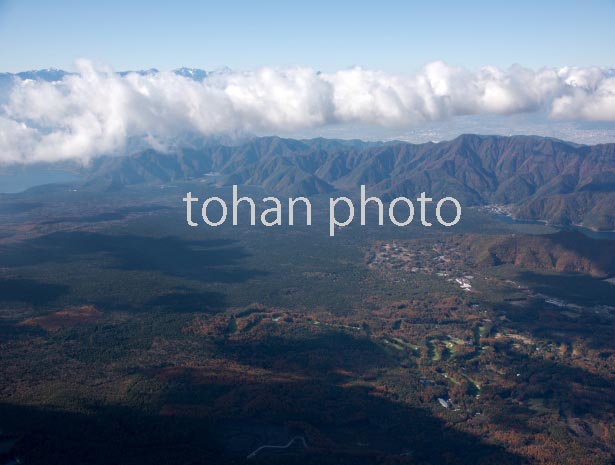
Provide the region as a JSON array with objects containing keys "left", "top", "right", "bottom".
[
  {"left": 0, "top": 67, "right": 208, "bottom": 103},
  {"left": 82, "top": 134, "right": 615, "bottom": 231}
]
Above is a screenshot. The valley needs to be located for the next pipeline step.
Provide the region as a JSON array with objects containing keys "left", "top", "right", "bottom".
[{"left": 1, "top": 170, "right": 614, "bottom": 464}]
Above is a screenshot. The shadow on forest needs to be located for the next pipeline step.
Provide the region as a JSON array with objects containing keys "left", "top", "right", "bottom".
[
  {"left": 0, "top": 329, "right": 528, "bottom": 464},
  {"left": 216, "top": 331, "right": 395, "bottom": 377},
  {"left": 499, "top": 270, "right": 615, "bottom": 352},
  {"left": 0, "top": 402, "right": 219, "bottom": 465},
  {"left": 0, "top": 278, "right": 69, "bottom": 306},
  {"left": 0, "top": 231, "right": 264, "bottom": 284},
  {"left": 4, "top": 328, "right": 613, "bottom": 463},
  {"left": 516, "top": 271, "right": 615, "bottom": 307},
  {"left": 40, "top": 205, "right": 172, "bottom": 225},
  {"left": 160, "top": 377, "right": 527, "bottom": 464},
  {"left": 195, "top": 332, "right": 525, "bottom": 463},
  {"left": 148, "top": 288, "right": 227, "bottom": 313}
]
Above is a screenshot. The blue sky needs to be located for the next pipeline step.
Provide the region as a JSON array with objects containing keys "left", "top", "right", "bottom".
[{"left": 1, "top": 0, "right": 614, "bottom": 72}]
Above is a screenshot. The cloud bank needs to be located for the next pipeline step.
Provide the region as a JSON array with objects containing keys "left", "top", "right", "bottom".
[{"left": 1, "top": 59, "right": 615, "bottom": 163}]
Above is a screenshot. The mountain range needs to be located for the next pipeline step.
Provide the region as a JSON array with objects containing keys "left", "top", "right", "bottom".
[
  {"left": 3, "top": 69, "right": 615, "bottom": 231},
  {"left": 0, "top": 67, "right": 212, "bottom": 103},
  {"left": 82, "top": 134, "right": 615, "bottom": 231}
]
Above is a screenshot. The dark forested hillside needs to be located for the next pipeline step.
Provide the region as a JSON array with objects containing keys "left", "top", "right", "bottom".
[{"left": 450, "top": 230, "right": 615, "bottom": 277}]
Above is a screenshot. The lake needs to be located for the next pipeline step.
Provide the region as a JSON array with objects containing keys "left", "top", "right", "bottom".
[{"left": 0, "top": 167, "right": 81, "bottom": 193}]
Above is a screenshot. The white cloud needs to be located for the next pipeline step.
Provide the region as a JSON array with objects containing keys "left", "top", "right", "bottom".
[
  {"left": 1, "top": 59, "right": 615, "bottom": 163},
  {"left": 550, "top": 68, "right": 615, "bottom": 121}
]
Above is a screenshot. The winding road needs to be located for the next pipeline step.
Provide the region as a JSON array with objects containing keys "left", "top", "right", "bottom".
[{"left": 246, "top": 436, "right": 308, "bottom": 459}]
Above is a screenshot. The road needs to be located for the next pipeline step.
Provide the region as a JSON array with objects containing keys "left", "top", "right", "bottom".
[{"left": 246, "top": 436, "right": 307, "bottom": 459}]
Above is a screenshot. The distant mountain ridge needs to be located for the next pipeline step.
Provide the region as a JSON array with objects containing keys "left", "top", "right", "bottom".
[
  {"left": 0, "top": 68, "right": 213, "bottom": 102},
  {"left": 84, "top": 134, "right": 615, "bottom": 230},
  {"left": 0, "top": 67, "right": 211, "bottom": 83}
]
